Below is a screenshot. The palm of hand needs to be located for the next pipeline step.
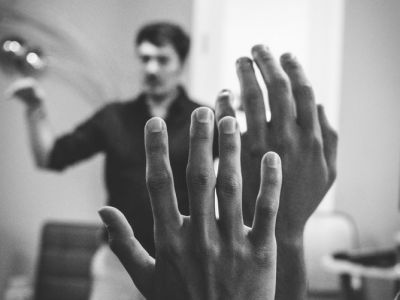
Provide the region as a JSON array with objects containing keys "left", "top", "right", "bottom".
[{"left": 152, "top": 218, "right": 275, "bottom": 300}]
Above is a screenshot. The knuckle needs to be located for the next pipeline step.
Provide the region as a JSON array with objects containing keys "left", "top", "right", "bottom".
[
  {"left": 253, "top": 243, "right": 276, "bottom": 266},
  {"left": 196, "top": 240, "right": 220, "bottom": 261},
  {"left": 275, "top": 134, "right": 296, "bottom": 154},
  {"left": 146, "top": 170, "right": 172, "bottom": 191},
  {"left": 157, "top": 239, "right": 183, "bottom": 259},
  {"left": 293, "top": 84, "right": 314, "bottom": 100},
  {"left": 270, "top": 77, "right": 290, "bottom": 93},
  {"left": 329, "top": 130, "right": 339, "bottom": 146},
  {"left": 298, "top": 133, "right": 324, "bottom": 156},
  {"left": 310, "top": 136, "right": 324, "bottom": 155},
  {"left": 147, "top": 139, "right": 166, "bottom": 154},
  {"left": 217, "top": 173, "right": 242, "bottom": 197},
  {"left": 257, "top": 200, "right": 279, "bottom": 219},
  {"left": 231, "top": 242, "right": 248, "bottom": 259},
  {"left": 242, "top": 87, "right": 261, "bottom": 101},
  {"left": 222, "top": 241, "right": 248, "bottom": 264},
  {"left": 220, "top": 138, "right": 238, "bottom": 154},
  {"left": 187, "top": 167, "right": 214, "bottom": 188}
]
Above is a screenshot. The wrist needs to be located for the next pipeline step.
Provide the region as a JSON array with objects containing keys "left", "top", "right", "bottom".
[
  {"left": 276, "top": 228, "right": 304, "bottom": 249},
  {"left": 276, "top": 218, "right": 305, "bottom": 246}
]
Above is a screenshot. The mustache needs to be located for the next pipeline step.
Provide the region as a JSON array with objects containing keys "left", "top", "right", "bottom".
[{"left": 145, "top": 74, "right": 161, "bottom": 84}]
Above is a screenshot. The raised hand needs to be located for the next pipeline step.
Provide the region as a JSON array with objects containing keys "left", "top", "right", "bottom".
[
  {"left": 99, "top": 106, "right": 282, "bottom": 300},
  {"left": 5, "top": 78, "right": 44, "bottom": 108},
  {"left": 216, "top": 46, "right": 338, "bottom": 300},
  {"left": 5, "top": 77, "right": 53, "bottom": 167}
]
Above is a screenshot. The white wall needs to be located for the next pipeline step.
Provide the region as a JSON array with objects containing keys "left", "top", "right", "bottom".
[
  {"left": 336, "top": 0, "right": 400, "bottom": 247},
  {"left": 0, "top": 0, "right": 192, "bottom": 295}
]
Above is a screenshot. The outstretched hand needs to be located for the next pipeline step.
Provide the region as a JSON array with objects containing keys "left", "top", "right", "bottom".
[
  {"left": 216, "top": 46, "right": 337, "bottom": 239},
  {"left": 99, "top": 106, "right": 282, "bottom": 300},
  {"left": 215, "top": 45, "right": 338, "bottom": 300}
]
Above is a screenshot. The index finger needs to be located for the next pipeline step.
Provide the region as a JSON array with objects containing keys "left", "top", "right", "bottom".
[
  {"left": 236, "top": 57, "right": 267, "bottom": 150},
  {"left": 145, "top": 117, "right": 182, "bottom": 233}
]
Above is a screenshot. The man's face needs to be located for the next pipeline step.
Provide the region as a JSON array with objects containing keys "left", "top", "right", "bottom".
[{"left": 137, "top": 41, "right": 183, "bottom": 99}]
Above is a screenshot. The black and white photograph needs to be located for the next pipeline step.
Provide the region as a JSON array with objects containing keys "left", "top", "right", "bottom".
[{"left": 0, "top": 0, "right": 399, "bottom": 299}]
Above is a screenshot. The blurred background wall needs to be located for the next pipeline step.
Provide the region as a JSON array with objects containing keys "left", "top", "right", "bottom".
[{"left": 336, "top": 0, "right": 400, "bottom": 247}]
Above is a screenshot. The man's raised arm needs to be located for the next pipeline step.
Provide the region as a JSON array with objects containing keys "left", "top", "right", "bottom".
[{"left": 6, "top": 78, "right": 55, "bottom": 168}]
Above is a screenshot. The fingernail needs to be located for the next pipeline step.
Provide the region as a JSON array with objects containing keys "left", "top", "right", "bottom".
[
  {"left": 147, "top": 117, "right": 163, "bottom": 132},
  {"left": 218, "top": 90, "right": 233, "bottom": 105},
  {"left": 236, "top": 57, "right": 252, "bottom": 66},
  {"left": 98, "top": 208, "right": 109, "bottom": 226},
  {"left": 262, "top": 45, "right": 270, "bottom": 51},
  {"left": 220, "top": 116, "right": 236, "bottom": 134},
  {"left": 252, "top": 44, "right": 269, "bottom": 54},
  {"left": 281, "top": 53, "right": 294, "bottom": 61},
  {"left": 219, "top": 89, "right": 231, "bottom": 98},
  {"left": 265, "top": 152, "right": 280, "bottom": 168},
  {"left": 196, "top": 107, "right": 212, "bottom": 123}
]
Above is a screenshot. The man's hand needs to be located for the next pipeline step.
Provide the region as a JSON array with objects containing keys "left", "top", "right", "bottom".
[
  {"left": 5, "top": 77, "right": 53, "bottom": 168},
  {"left": 216, "top": 46, "right": 338, "bottom": 299},
  {"left": 98, "top": 106, "right": 282, "bottom": 300},
  {"left": 5, "top": 78, "right": 44, "bottom": 108}
]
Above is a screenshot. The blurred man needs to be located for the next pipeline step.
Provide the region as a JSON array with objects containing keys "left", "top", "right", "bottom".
[{"left": 9, "top": 22, "right": 212, "bottom": 300}]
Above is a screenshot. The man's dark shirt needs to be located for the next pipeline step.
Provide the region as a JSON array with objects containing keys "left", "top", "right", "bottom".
[{"left": 48, "top": 87, "right": 210, "bottom": 256}]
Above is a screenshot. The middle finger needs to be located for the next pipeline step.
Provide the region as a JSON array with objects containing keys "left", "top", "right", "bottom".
[
  {"left": 187, "top": 107, "right": 217, "bottom": 232},
  {"left": 251, "top": 45, "right": 295, "bottom": 128}
]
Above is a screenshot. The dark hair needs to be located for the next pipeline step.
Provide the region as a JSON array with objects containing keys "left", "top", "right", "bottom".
[{"left": 135, "top": 22, "right": 190, "bottom": 64}]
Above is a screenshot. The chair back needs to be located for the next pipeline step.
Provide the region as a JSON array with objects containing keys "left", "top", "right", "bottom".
[
  {"left": 304, "top": 211, "right": 359, "bottom": 296},
  {"left": 34, "top": 221, "right": 101, "bottom": 300}
]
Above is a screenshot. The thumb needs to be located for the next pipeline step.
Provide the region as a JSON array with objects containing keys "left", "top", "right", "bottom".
[{"left": 98, "top": 206, "right": 155, "bottom": 298}]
